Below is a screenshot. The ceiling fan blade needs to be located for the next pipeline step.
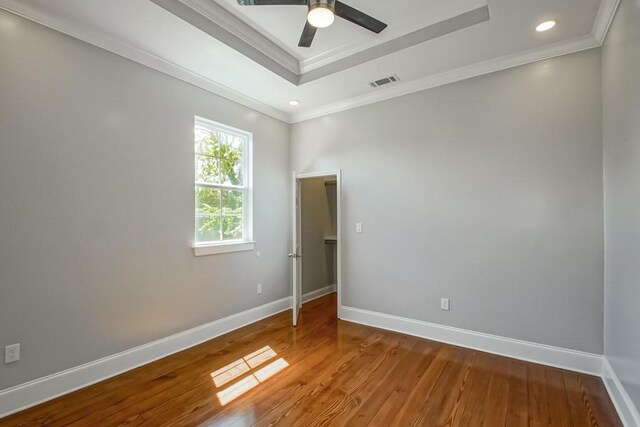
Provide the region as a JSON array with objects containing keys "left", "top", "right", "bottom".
[
  {"left": 237, "top": 0, "right": 306, "bottom": 5},
  {"left": 334, "top": 1, "right": 387, "bottom": 34},
  {"left": 298, "top": 21, "right": 317, "bottom": 47}
]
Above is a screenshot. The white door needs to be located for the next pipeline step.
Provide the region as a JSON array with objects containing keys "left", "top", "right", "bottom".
[{"left": 290, "top": 172, "right": 302, "bottom": 326}]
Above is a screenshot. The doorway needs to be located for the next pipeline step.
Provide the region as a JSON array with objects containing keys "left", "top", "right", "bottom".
[{"left": 290, "top": 171, "right": 342, "bottom": 326}]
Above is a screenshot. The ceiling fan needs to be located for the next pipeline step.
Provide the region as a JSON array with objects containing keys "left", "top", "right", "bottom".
[{"left": 236, "top": 0, "right": 388, "bottom": 48}]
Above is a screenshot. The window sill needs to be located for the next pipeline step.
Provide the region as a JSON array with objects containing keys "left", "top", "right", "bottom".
[{"left": 193, "top": 241, "right": 255, "bottom": 256}]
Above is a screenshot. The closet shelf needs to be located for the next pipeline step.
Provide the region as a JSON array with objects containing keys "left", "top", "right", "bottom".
[{"left": 324, "top": 235, "right": 337, "bottom": 244}]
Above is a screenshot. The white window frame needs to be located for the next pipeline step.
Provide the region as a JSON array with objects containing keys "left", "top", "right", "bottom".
[{"left": 192, "top": 116, "right": 254, "bottom": 256}]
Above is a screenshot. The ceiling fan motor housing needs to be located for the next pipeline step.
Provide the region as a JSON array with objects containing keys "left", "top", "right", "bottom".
[{"left": 308, "top": 0, "right": 335, "bottom": 13}]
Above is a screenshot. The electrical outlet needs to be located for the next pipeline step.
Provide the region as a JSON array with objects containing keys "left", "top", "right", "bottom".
[
  {"left": 355, "top": 222, "right": 363, "bottom": 233},
  {"left": 440, "top": 298, "right": 450, "bottom": 311},
  {"left": 5, "top": 343, "right": 20, "bottom": 364},
  {"left": 257, "top": 284, "right": 262, "bottom": 295}
]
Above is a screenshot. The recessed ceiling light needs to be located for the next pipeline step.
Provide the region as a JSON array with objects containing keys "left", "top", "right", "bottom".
[
  {"left": 289, "top": 100, "right": 300, "bottom": 106},
  {"left": 536, "top": 20, "right": 557, "bottom": 32}
]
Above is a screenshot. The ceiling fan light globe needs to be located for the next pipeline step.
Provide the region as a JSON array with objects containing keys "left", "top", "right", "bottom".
[{"left": 308, "top": 5, "right": 335, "bottom": 28}]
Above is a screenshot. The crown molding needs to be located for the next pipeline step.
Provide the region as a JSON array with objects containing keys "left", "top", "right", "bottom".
[
  {"left": 187, "top": 0, "right": 488, "bottom": 76},
  {"left": 291, "top": 34, "right": 599, "bottom": 122},
  {"left": 592, "top": 0, "right": 620, "bottom": 44},
  {"left": 0, "top": 0, "right": 621, "bottom": 125},
  {"left": 0, "top": 0, "right": 292, "bottom": 123},
  {"left": 291, "top": 0, "right": 621, "bottom": 122},
  {"left": 153, "top": 1, "right": 489, "bottom": 84},
  {"left": 175, "top": 0, "right": 300, "bottom": 74},
  {"left": 297, "top": 0, "right": 488, "bottom": 73},
  {"left": 298, "top": 6, "right": 490, "bottom": 84},
  {"left": 148, "top": 0, "right": 299, "bottom": 84},
  {"left": 210, "top": 0, "right": 304, "bottom": 63}
]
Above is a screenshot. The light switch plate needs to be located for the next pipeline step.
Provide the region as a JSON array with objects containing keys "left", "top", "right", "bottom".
[
  {"left": 355, "top": 223, "right": 363, "bottom": 233},
  {"left": 440, "top": 298, "right": 450, "bottom": 311}
]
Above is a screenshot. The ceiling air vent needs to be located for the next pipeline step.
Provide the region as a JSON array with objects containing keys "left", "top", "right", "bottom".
[{"left": 369, "top": 74, "right": 400, "bottom": 88}]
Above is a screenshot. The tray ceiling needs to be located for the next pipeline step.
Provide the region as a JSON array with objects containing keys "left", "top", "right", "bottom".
[
  {"left": 213, "top": 0, "right": 487, "bottom": 69},
  {"left": 0, "top": 0, "right": 618, "bottom": 122}
]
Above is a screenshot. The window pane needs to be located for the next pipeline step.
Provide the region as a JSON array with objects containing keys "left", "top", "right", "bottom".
[
  {"left": 196, "top": 155, "right": 221, "bottom": 184},
  {"left": 194, "top": 118, "right": 250, "bottom": 246},
  {"left": 222, "top": 215, "right": 243, "bottom": 240},
  {"left": 196, "top": 187, "right": 221, "bottom": 214},
  {"left": 222, "top": 190, "right": 243, "bottom": 215},
  {"left": 220, "top": 159, "right": 243, "bottom": 186},
  {"left": 220, "top": 133, "right": 244, "bottom": 155},
  {"left": 195, "top": 128, "right": 220, "bottom": 157},
  {"left": 196, "top": 214, "right": 221, "bottom": 242}
]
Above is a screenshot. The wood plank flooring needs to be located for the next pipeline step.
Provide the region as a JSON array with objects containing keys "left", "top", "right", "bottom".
[{"left": 0, "top": 294, "right": 622, "bottom": 426}]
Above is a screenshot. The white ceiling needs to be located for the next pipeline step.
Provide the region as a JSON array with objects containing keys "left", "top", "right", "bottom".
[
  {"left": 214, "top": 0, "right": 486, "bottom": 67},
  {"left": 0, "top": 0, "right": 618, "bottom": 123}
]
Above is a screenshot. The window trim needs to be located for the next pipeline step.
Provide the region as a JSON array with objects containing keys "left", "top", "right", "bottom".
[
  {"left": 192, "top": 116, "right": 253, "bottom": 256},
  {"left": 193, "top": 241, "right": 256, "bottom": 256}
]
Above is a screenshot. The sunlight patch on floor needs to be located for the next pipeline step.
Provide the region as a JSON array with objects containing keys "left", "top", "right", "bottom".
[
  {"left": 245, "top": 346, "right": 278, "bottom": 368},
  {"left": 253, "top": 358, "right": 289, "bottom": 382},
  {"left": 210, "top": 358, "right": 251, "bottom": 388},
  {"left": 210, "top": 345, "right": 277, "bottom": 387},
  {"left": 216, "top": 375, "right": 260, "bottom": 406},
  {"left": 212, "top": 346, "right": 289, "bottom": 406}
]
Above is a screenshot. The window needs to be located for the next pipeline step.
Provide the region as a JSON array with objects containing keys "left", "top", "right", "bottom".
[{"left": 193, "top": 117, "right": 253, "bottom": 255}]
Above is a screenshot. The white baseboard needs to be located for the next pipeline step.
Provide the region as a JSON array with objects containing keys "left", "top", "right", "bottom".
[
  {"left": 0, "top": 296, "right": 292, "bottom": 418},
  {"left": 2, "top": 298, "right": 631, "bottom": 424},
  {"left": 602, "top": 358, "right": 640, "bottom": 427},
  {"left": 340, "top": 305, "right": 603, "bottom": 376},
  {"left": 302, "top": 285, "right": 336, "bottom": 304}
]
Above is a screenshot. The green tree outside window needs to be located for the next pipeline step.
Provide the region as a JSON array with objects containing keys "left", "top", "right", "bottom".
[{"left": 195, "top": 123, "right": 247, "bottom": 243}]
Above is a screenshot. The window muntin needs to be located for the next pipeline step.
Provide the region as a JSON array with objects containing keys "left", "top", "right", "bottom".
[{"left": 194, "top": 117, "right": 251, "bottom": 246}]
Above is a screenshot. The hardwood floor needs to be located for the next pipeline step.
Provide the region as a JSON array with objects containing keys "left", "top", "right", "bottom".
[{"left": 1, "top": 294, "right": 621, "bottom": 426}]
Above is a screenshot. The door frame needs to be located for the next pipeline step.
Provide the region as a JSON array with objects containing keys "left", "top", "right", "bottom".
[{"left": 295, "top": 169, "right": 342, "bottom": 319}]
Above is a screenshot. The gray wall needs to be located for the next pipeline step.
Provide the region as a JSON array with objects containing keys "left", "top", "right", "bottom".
[
  {"left": 0, "top": 9, "right": 290, "bottom": 390},
  {"left": 291, "top": 48, "right": 604, "bottom": 353},
  {"left": 602, "top": 0, "right": 640, "bottom": 410},
  {"left": 300, "top": 178, "right": 336, "bottom": 295}
]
